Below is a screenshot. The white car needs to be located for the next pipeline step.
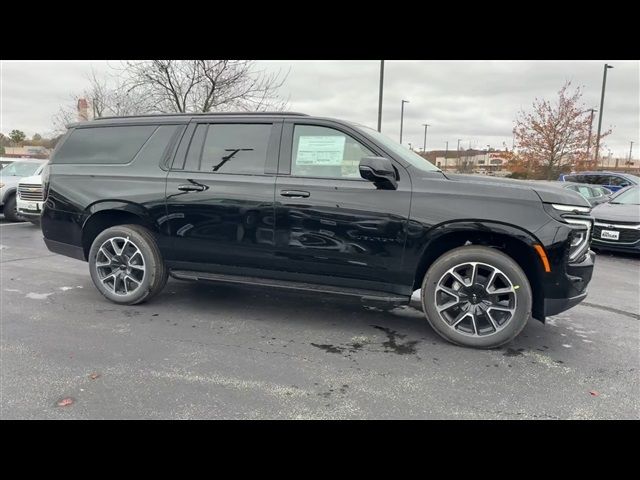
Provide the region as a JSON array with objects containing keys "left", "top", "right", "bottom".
[
  {"left": 17, "top": 172, "right": 46, "bottom": 224},
  {"left": 0, "top": 159, "right": 47, "bottom": 222}
]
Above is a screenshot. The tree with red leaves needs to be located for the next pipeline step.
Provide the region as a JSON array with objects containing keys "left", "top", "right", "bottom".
[{"left": 513, "top": 82, "right": 611, "bottom": 180}]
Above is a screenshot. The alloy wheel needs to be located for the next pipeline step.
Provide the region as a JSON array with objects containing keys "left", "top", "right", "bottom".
[
  {"left": 434, "top": 262, "right": 517, "bottom": 337},
  {"left": 95, "top": 236, "right": 146, "bottom": 296}
]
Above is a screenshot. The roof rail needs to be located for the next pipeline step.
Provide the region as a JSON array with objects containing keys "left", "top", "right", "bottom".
[{"left": 95, "top": 111, "right": 308, "bottom": 120}]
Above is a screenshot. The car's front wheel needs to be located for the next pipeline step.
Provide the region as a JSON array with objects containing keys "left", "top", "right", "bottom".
[
  {"left": 3, "top": 194, "right": 23, "bottom": 222},
  {"left": 421, "top": 246, "right": 532, "bottom": 349},
  {"left": 88, "top": 224, "right": 168, "bottom": 305}
]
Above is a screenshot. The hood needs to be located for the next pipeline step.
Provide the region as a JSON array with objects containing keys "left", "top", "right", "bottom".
[
  {"left": 18, "top": 174, "right": 42, "bottom": 185},
  {"left": 591, "top": 202, "right": 640, "bottom": 223},
  {"left": 443, "top": 173, "right": 590, "bottom": 207}
]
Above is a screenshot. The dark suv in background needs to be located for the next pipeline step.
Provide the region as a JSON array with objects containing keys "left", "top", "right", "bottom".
[{"left": 41, "top": 112, "right": 595, "bottom": 348}]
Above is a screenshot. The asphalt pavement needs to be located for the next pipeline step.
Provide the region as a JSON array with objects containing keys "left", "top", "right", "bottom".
[{"left": 1, "top": 215, "right": 638, "bottom": 419}]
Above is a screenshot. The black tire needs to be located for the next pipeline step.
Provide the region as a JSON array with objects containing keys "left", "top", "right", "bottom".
[
  {"left": 3, "top": 194, "right": 23, "bottom": 222},
  {"left": 421, "top": 246, "right": 532, "bottom": 349},
  {"left": 88, "top": 224, "right": 168, "bottom": 305}
]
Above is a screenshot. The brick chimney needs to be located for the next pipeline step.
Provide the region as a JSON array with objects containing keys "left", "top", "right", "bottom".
[{"left": 77, "top": 98, "right": 90, "bottom": 121}]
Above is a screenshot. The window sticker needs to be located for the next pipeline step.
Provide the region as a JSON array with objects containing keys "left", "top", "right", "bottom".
[{"left": 296, "top": 135, "right": 346, "bottom": 166}]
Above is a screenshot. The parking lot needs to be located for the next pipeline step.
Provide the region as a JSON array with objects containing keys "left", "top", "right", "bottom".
[{"left": 1, "top": 215, "right": 638, "bottom": 419}]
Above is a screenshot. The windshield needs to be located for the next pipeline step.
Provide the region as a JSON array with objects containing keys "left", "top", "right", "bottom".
[
  {"left": 610, "top": 187, "right": 640, "bottom": 205},
  {"left": 354, "top": 124, "right": 441, "bottom": 173},
  {"left": 0, "top": 161, "right": 44, "bottom": 177}
]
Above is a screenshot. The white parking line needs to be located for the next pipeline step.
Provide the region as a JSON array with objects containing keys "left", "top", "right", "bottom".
[{"left": 0, "top": 222, "right": 33, "bottom": 226}]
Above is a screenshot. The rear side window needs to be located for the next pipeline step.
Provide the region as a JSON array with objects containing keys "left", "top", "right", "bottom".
[
  {"left": 183, "top": 123, "right": 272, "bottom": 175},
  {"left": 53, "top": 125, "right": 157, "bottom": 164},
  {"left": 563, "top": 175, "right": 576, "bottom": 182},
  {"left": 575, "top": 185, "right": 594, "bottom": 198},
  {"left": 134, "top": 125, "right": 181, "bottom": 166}
]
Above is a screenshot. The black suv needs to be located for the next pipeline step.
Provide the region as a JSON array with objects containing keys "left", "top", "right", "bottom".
[{"left": 41, "top": 112, "right": 595, "bottom": 348}]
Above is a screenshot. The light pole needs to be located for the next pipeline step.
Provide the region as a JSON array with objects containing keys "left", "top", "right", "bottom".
[
  {"left": 629, "top": 141, "right": 635, "bottom": 170},
  {"left": 594, "top": 64, "right": 614, "bottom": 168},
  {"left": 422, "top": 123, "right": 430, "bottom": 152},
  {"left": 400, "top": 100, "right": 409, "bottom": 144},
  {"left": 444, "top": 141, "right": 448, "bottom": 169},
  {"left": 586, "top": 108, "right": 597, "bottom": 167},
  {"left": 377, "top": 60, "right": 384, "bottom": 132},
  {"left": 408, "top": 142, "right": 412, "bottom": 151},
  {"left": 457, "top": 139, "right": 461, "bottom": 171}
]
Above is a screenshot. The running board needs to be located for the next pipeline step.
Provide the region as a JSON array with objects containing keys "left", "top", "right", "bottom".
[{"left": 169, "top": 269, "right": 409, "bottom": 304}]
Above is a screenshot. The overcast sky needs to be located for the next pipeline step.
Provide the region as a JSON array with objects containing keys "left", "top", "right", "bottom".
[{"left": 1, "top": 60, "right": 638, "bottom": 157}]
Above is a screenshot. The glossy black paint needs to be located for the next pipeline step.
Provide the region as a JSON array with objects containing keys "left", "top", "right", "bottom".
[{"left": 42, "top": 113, "right": 596, "bottom": 322}]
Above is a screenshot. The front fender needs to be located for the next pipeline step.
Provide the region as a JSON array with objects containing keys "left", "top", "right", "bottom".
[
  {"left": 403, "top": 219, "right": 545, "bottom": 288},
  {"left": 2, "top": 187, "right": 17, "bottom": 204}
]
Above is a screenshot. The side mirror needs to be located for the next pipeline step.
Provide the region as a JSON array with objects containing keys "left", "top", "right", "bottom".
[{"left": 359, "top": 156, "right": 397, "bottom": 190}]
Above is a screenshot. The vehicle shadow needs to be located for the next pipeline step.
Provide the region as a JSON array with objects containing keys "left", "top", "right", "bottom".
[{"left": 140, "top": 277, "right": 562, "bottom": 356}]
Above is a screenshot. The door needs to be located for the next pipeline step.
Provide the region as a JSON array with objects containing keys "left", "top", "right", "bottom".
[
  {"left": 273, "top": 121, "right": 412, "bottom": 294},
  {"left": 163, "top": 120, "right": 282, "bottom": 273}
]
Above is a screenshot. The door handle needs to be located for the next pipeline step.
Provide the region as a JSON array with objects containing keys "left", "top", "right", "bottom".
[
  {"left": 178, "top": 184, "right": 207, "bottom": 192},
  {"left": 280, "top": 190, "right": 310, "bottom": 198}
]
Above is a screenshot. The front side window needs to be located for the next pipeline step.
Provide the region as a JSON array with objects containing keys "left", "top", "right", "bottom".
[
  {"left": 291, "top": 125, "right": 373, "bottom": 179},
  {"left": 608, "top": 176, "right": 631, "bottom": 187}
]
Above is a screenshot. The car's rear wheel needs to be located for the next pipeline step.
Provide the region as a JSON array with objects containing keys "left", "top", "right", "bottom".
[
  {"left": 88, "top": 224, "right": 168, "bottom": 305},
  {"left": 421, "top": 246, "right": 532, "bottom": 349},
  {"left": 3, "top": 194, "right": 23, "bottom": 222}
]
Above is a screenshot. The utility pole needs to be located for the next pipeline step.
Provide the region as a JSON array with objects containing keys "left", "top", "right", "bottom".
[
  {"left": 586, "top": 108, "right": 597, "bottom": 168},
  {"left": 628, "top": 141, "right": 635, "bottom": 171},
  {"left": 422, "top": 124, "right": 430, "bottom": 152},
  {"left": 444, "top": 141, "right": 448, "bottom": 170},
  {"left": 594, "top": 63, "right": 614, "bottom": 168},
  {"left": 457, "top": 139, "right": 461, "bottom": 171},
  {"left": 399, "top": 100, "right": 409, "bottom": 144},
  {"left": 377, "top": 60, "right": 384, "bottom": 132},
  {"left": 408, "top": 142, "right": 412, "bottom": 151}
]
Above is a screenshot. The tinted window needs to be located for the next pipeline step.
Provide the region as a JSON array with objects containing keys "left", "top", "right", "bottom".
[
  {"left": 197, "top": 124, "right": 271, "bottom": 174},
  {"left": 563, "top": 175, "right": 577, "bottom": 182},
  {"left": 54, "top": 125, "right": 157, "bottom": 164},
  {"left": 291, "top": 125, "right": 373, "bottom": 178},
  {"left": 608, "top": 176, "right": 631, "bottom": 187},
  {"left": 134, "top": 125, "right": 180, "bottom": 166},
  {"left": 182, "top": 124, "right": 207, "bottom": 171},
  {"left": 594, "top": 175, "right": 611, "bottom": 185}
]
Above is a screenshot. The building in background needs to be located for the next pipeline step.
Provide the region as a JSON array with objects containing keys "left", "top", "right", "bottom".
[
  {"left": 419, "top": 150, "right": 511, "bottom": 176},
  {"left": 2, "top": 145, "right": 51, "bottom": 159}
]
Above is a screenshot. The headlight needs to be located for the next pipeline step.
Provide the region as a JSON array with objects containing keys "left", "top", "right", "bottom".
[
  {"left": 565, "top": 217, "right": 592, "bottom": 262},
  {"left": 551, "top": 203, "right": 590, "bottom": 213}
]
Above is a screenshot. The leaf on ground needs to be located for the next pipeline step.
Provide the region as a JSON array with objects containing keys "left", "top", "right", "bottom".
[
  {"left": 589, "top": 390, "right": 600, "bottom": 397},
  {"left": 57, "top": 397, "right": 74, "bottom": 407},
  {"left": 89, "top": 373, "right": 101, "bottom": 380}
]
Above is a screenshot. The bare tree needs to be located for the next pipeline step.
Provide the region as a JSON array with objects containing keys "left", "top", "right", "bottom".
[
  {"left": 513, "top": 82, "right": 611, "bottom": 180},
  {"left": 52, "top": 69, "right": 153, "bottom": 133},
  {"left": 123, "top": 60, "right": 289, "bottom": 113}
]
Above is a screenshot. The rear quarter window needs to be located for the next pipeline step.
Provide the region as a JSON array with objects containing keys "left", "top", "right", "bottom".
[{"left": 53, "top": 125, "right": 158, "bottom": 164}]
